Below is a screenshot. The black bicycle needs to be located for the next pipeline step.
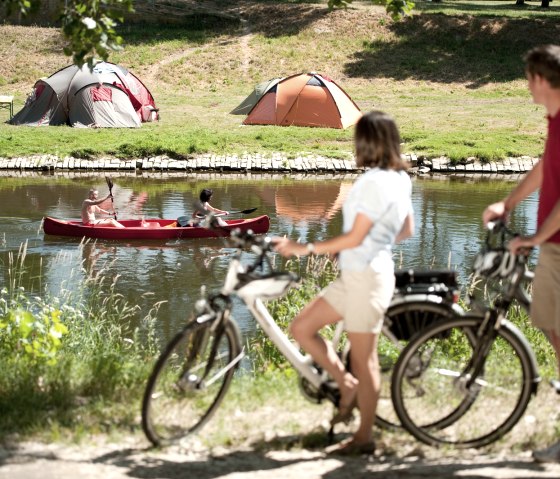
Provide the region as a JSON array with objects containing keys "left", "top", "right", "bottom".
[{"left": 391, "top": 221, "right": 541, "bottom": 448}]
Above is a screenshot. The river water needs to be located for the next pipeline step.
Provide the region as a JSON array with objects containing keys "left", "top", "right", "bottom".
[{"left": 0, "top": 171, "right": 538, "bottom": 343}]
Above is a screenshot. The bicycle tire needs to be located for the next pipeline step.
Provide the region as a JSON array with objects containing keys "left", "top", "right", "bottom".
[
  {"left": 142, "top": 317, "right": 242, "bottom": 446},
  {"left": 376, "top": 301, "right": 460, "bottom": 429},
  {"left": 391, "top": 314, "right": 538, "bottom": 448}
]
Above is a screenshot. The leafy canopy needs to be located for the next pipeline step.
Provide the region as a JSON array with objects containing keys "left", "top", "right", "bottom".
[{"left": 3, "top": 0, "right": 413, "bottom": 67}]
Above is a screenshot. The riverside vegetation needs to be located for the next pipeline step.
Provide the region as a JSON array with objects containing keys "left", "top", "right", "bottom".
[
  {"left": 0, "top": 0, "right": 560, "bottom": 161},
  {"left": 1, "top": 243, "right": 557, "bottom": 448}
]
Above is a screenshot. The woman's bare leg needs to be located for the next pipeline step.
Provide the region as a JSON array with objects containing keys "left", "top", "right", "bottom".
[
  {"left": 290, "top": 297, "right": 358, "bottom": 404},
  {"left": 347, "top": 332, "right": 379, "bottom": 444}
]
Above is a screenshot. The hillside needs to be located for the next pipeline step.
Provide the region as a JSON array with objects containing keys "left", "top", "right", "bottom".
[{"left": 1, "top": 0, "right": 560, "bottom": 160}]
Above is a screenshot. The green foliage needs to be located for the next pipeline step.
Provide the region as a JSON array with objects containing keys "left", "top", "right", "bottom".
[
  {"left": 328, "top": 0, "right": 353, "bottom": 8},
  {"left": 0, "top": 306, "right": 68, "bottom": 365},
  {"left": 60, "top": 0, "right": 134, "bottom": 67},
  {"left": 0, "top": 240, "right": 161, "bottom": 438},
  {"left": 381, "top": 0, "right": 415, "bottom": 20},
  {"left": 329, "top": 0, "right": 415, "bottom": 20}
]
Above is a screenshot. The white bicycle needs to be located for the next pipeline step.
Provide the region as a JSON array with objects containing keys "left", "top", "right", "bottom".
[{"left": 141, "top": 226, "right": 462, "bottom": 446}]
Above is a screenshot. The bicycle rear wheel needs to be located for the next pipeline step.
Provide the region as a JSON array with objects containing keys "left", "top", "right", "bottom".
[
  {"left": 376, "top": 302, "right": 459, "bottom": 429},
  {"left": 391, "top": 314, "right": 538, "bottom": 448},
  {"left": 142, "top": 317, "right": 242, "bottom": 446}
]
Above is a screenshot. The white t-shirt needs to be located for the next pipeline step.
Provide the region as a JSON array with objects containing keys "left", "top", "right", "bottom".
[{"left": 338, "top": 167, "right": 413, "bottom": 272}]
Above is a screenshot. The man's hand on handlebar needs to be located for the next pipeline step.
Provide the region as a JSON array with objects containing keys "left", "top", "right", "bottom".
[{"left": 508, "top": 235, "right": 536, "bottom": 256}]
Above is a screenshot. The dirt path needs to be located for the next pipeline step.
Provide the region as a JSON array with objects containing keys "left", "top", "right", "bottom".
[
  {"left": 142, "top": 1, "right": 254, "bottom": 86},
  {"left": 2, "top": 434, "right": 560, "bottom": 479},
  {"left": 3, "top": 375, "right": 560, "bottom": 478}
]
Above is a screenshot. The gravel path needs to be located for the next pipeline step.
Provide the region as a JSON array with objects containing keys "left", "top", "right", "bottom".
[{"left": 2, "top": 436, "right": 560, "bottom": 479}]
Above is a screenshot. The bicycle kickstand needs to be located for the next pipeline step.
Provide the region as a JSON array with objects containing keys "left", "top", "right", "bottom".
[{"left": 327, "top": 424, "right": 335, "bottom": 444}]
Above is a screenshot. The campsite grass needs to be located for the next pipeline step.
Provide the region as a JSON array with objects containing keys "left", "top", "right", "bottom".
[{"left": 1, "top": 0, "right": 560, "bottom": 161}]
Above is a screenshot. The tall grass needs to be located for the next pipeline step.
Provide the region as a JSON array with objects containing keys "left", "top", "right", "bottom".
[{"left": 0, "top": 239, "right": 162, "bottom": 439}]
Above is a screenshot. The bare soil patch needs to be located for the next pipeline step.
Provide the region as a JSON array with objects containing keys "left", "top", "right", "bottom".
[{"left": 2, "top": 436, "right": 560, "bottom": 479}]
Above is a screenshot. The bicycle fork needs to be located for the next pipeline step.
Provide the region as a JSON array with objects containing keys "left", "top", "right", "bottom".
[{"left": 180, "top": 313, "right": 245, "bottom": 391}]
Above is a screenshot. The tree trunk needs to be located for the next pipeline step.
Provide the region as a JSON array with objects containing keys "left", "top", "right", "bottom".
[
  {"left": 541, "top": 0, "right": 550, "bottom": 7},
  {"left": 516, "top": 0, "right": 524, "bottom": 5}
]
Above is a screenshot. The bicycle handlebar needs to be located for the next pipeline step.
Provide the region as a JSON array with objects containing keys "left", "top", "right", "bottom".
[{"left": 228, "top": 227, "right": 273, "bottom": 252}]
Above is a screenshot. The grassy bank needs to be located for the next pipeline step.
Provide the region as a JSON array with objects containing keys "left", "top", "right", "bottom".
[
  {"left": 0, "top": 240, "right": 557, "bottom": 445},
  {"left": 1, "top": 0, "right": 559, "bottom": 161},
  {"left": 0, "top": 241, "right": 159, "bottom": 439}
]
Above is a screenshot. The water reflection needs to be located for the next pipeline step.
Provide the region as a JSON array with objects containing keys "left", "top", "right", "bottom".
[
  {"left": 256, "top": 180, "right": 352, "bottom": 244},
  {"left": 0, "top": 172, "right": 538, "bottom": 343},
  {"left": 403, "top": 176, "right": 538, "bottom": 273}
]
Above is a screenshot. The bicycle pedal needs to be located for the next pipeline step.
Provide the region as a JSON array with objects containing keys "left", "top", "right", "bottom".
[{"left": 550, "top": 379, "right": 560, "bottom": 394}]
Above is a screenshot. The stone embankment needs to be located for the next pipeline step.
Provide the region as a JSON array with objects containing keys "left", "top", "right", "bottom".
[{"left": 0, "top": 154, "right": 539, "bottom": 175}]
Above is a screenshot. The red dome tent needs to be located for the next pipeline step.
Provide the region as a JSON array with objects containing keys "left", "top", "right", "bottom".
[{"left": 233, "top": 73, "right": 362, "bottom": 129}]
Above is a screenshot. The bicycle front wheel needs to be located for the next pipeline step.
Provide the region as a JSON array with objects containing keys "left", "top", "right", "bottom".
[
  {"left": 391, "top": 314, "right": 537, "bottom": 448},
  {"left": 142, "top": 317, "right": 242, "bottom": 446}
]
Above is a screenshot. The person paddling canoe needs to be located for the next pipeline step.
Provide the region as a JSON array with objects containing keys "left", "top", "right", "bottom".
[
  {"left": 191, "top": 188, "right": 229, "bottom": 226},
  {"left": 82, "top": 188, "right": 125, "bottom": 228}
]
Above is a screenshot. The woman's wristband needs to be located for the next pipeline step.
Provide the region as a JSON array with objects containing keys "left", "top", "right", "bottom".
[{"left": 306, "top": 242, "right": 316, "bottom": 254}]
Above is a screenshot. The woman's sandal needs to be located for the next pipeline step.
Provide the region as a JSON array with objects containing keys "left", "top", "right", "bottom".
[{"left": 326, "top": 438, "right": 376, "bottom": 456}]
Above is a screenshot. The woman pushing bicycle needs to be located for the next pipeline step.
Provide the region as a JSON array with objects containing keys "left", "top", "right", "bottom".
[{"left": 274, "top": 110, "right": 414, "bottom": 455}]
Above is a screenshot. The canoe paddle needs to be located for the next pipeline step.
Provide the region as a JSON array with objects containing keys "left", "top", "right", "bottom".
[
  {"left": 176, "top": 207, "right": 258, "bottom": 227},
  {"left": 105, "top": 176, "right": 117, "bottom": 220},
  {"left": 216, "top": 207, "right": 257, "bottom": 216}
]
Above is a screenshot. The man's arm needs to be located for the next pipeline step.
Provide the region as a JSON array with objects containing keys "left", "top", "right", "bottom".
[
  {"left": 510, "top": 199, "right": 560, "bottom": 253},
  {"left": 96, "top": 206, "right": 112, "bottom": 215},
  {"left": 86, "top": 194, "right": 112, "bottom": 207}
]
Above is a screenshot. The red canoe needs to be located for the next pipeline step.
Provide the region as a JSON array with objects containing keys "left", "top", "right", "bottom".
[{"left": 43, "top": 215, "right": 270, "bottom": 240}]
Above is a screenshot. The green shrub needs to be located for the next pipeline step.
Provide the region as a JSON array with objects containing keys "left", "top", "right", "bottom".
[
  {"left": 0, "top": 306, "right": 68, "bottom": 365},
  {"left": 0, "top": 240, "right": 161, "bottom": 438}
]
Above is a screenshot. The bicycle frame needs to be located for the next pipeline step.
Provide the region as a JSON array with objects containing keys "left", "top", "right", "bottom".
[
  {"left": 142, "top": 225, "right": 469, "bottom": 447},
  {"left": 249, "top": 298, "right": 327, "bottom": 389},
  {"left": 216, "top": 247, "right": 463, "bottom": 398}
]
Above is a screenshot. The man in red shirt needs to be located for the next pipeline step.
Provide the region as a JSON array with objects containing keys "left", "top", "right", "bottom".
[{"left": 483, "top": 44, "right": 560, "bottom": 463}]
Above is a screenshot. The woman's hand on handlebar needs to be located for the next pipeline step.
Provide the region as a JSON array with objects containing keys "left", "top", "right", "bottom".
[
  {"left": 272, "top": 236, "right": 307, "bottom": 258},
  {"left": 482, "top": 201, "right": 508, "bottom": 227}
]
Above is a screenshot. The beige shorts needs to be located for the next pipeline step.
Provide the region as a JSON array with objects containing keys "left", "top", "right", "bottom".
[
  {"left": 319, "top": 268, "right": 395, "bottom": 334},
  {"left": 531, "top": 242, "right": 560, "bottom": 336}
]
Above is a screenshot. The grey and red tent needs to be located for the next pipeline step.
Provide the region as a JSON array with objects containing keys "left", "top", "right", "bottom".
[{"left": 10, "top": 62, "right": 158, "bottom": 128}]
